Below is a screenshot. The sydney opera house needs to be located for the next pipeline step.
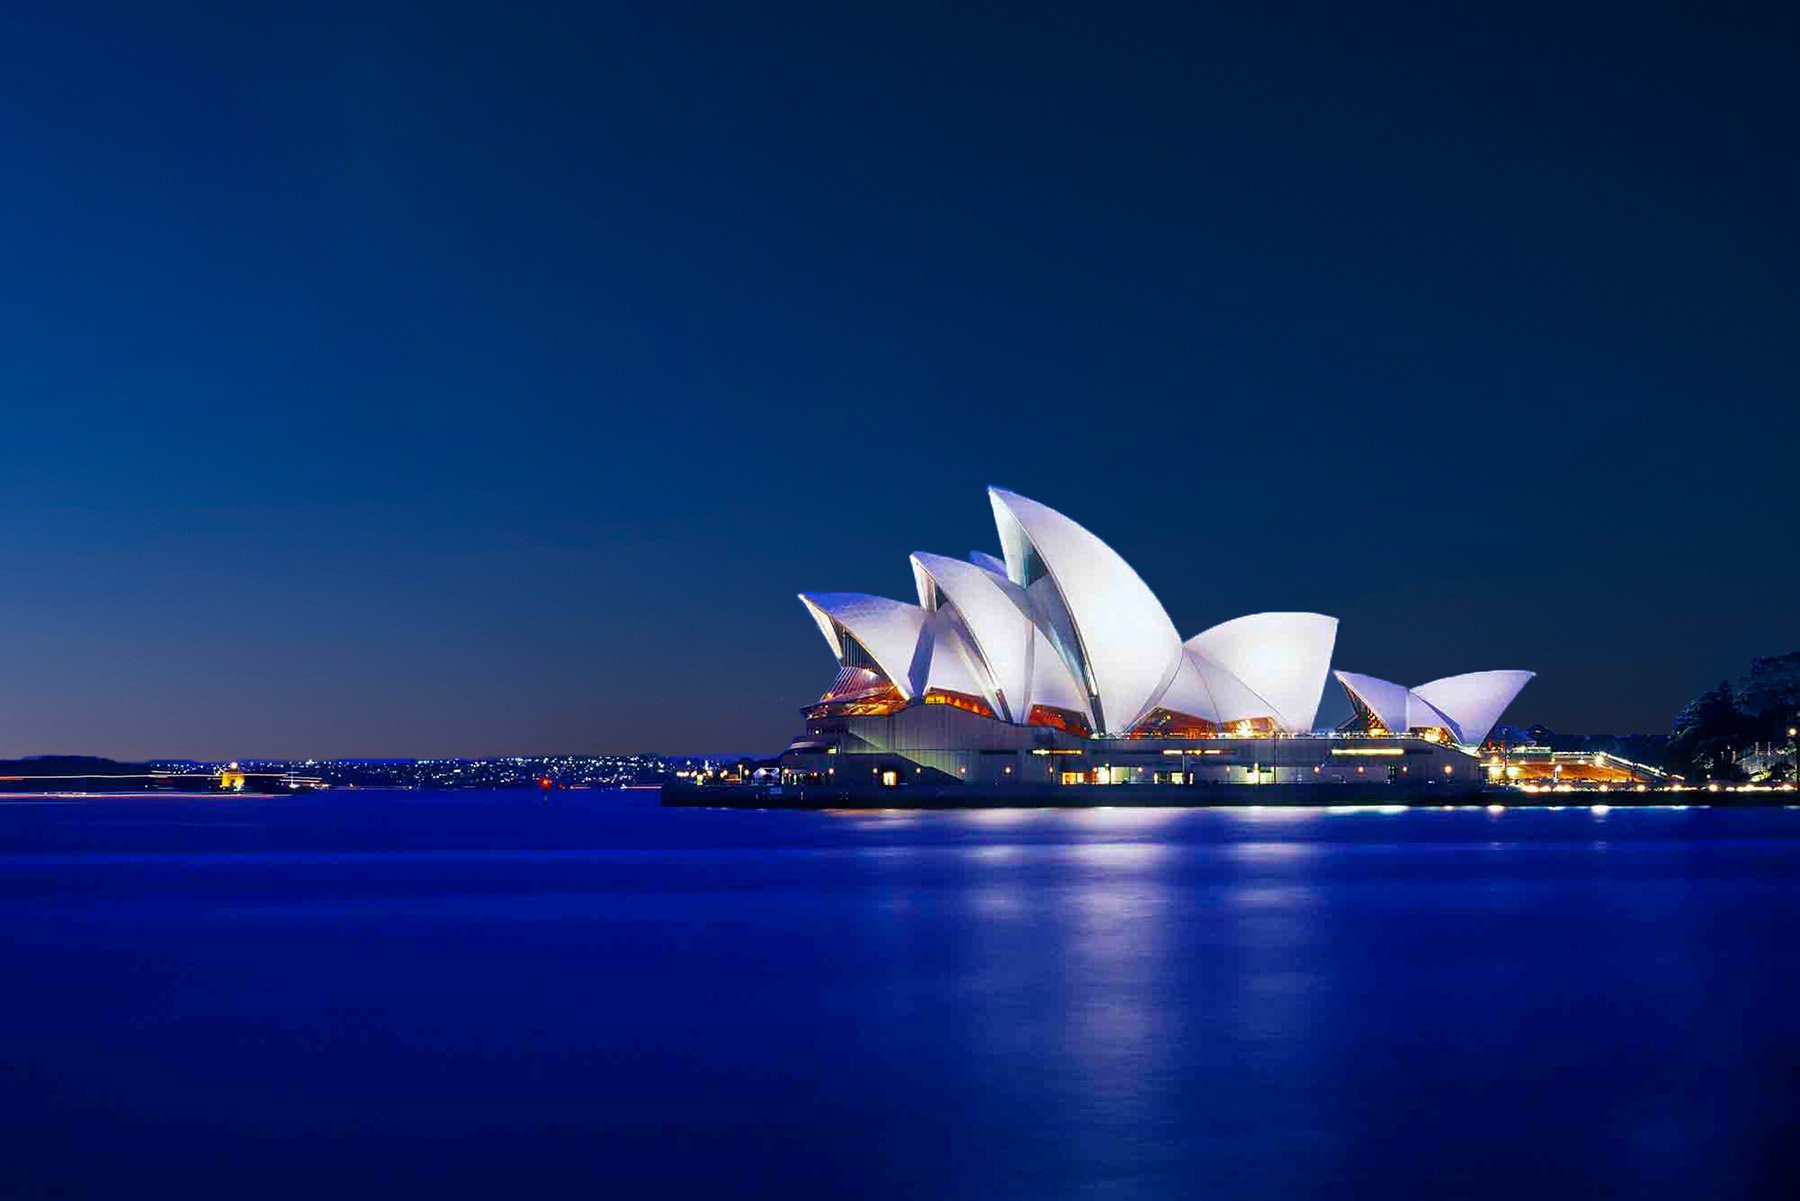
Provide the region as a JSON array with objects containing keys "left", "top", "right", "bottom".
[{"left": 687, "top": 489, "right": 1533, "bottom": 805}]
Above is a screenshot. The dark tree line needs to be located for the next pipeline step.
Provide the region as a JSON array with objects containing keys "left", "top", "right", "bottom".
[{"left": 1665, "top": 653, "right": 1800, "bottom": 781}]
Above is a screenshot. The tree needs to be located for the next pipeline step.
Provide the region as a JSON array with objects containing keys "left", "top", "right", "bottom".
[{"left": 1666, "top": 680, "right": 1753, "bottom": 779}]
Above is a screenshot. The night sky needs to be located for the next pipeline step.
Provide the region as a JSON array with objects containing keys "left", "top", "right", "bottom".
[{"left": 2, "top": 2, "right": 1795, "bottom": 758}]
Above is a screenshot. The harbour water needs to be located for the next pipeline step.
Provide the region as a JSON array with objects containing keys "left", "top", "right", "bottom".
[{"left": 2, "top": 791, "right": 1796, "bottom": 1197}]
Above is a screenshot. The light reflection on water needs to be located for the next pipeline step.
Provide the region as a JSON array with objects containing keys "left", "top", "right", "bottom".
[
  {"left": 0, "top": 794, "right": 1796, "bottom": 1199},
  {"left": 1058, "top": 805, "right": 1190, "bottom": 833},
  {"left": 957, "top": 807, "right": 1041, "bottom": 828},
  {"left": 1224, "top": 839, "right": 1320, "bottom": 864},
  {"left": 1061, "top": 840, "right": 1173, "bottom": 869},
  {"left": 1217, "top": 804, "right": 1325, "bottom": 824}
]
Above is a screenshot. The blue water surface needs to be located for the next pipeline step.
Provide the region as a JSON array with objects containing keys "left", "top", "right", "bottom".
[{"left": 1, "top": 791, "right": 1796, "bottom": 1198}]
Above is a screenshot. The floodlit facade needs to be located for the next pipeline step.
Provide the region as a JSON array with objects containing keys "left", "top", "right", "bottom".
[
  {"left": 1333, "top": 669, "right": 1535, "bottom": 747},
  {"left": 765, "top": 488, "right": 1534, "bottom": 803}
]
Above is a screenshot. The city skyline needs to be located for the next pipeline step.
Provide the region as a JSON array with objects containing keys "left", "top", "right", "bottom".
[{"left": 3, "top": 3, "right": 1797, "bottom": 758}]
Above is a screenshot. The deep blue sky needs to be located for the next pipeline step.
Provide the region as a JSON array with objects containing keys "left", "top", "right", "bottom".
[{"left": 1, "top": 1, "right": 1795, "bottom": 758}]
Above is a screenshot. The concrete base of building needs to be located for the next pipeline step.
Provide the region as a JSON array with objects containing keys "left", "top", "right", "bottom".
[{"left": 750, "top": 701, "right": 1490, "bottom": 803}]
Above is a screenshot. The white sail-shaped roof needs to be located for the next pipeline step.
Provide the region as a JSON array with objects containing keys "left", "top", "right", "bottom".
[
  {"left": 1336, "top": 668, "right": 1530, "bottom": 744},
  {"left": 1333, "top": 670, "right": 1411, "bottom": 733},
  {"left": 1404, "top": 691, "right": 1458, "bottom": 734},
  {"left": 1154, "top": 648, "right": 1220, "bottom": 720},
  {"left": 922, "top": 608, "right": 1003, "bottom": 712},
  {"left": 1026, "top": 622, "right": 1092, "bottom": 720},
  {"left": 1194, "top": 652, "right": 1283, "bottom": 725},
  {"left": 1023, "top": 575, "right": 1085, "bottom": 694},
  {"left": 1153, "top": 648, "right": 1294, "bottom": 728},
  {"left": 797, "top": 489, "right": 1534, "bottom": 743},
  {"left": 1412, "top": 671, "right": 1535, "bottom": 746},
  {"left": 910, "top": 552, "right": 1035, "bottom": 721},
  {"left": 910, "top": 558, "right": 937, "bottom": 610},
  {"left": 1188, "top": 613, "right": 1338, "bottom": 732},
  {"left": 798, "top": 593, "right": 930, "bottom": 700},
  {"left": 988, "top": 488, "right": 1181, "bottom": 734}
]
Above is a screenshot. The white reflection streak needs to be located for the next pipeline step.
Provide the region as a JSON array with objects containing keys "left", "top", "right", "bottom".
[
  {"left": 1065, "top": 841, "right": 1172, "bottom": 870},
  {"left": 959, "top": 808, "right": 1038, "bottom": 828},
  {"left": 1220, "top": 805, "right": 1323, "bottom": 825},
  {"left": 1225, "top": 840, "right": 1318, "bottom": 865},
  {"left": 1062, "top": 807, "right": 1188, "bottom": 834},
  {"left": 1063, "top": 876, "right": 1166, "bottom": 1114}
]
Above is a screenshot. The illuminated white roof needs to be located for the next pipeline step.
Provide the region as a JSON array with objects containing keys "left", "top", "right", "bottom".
[
  {"left": 1412, "top": 671, "right": 1535, "bottom": 746},
  {"left": 1153, "top": 648, "right": 1219, "bottom": 720},
  {"left": 796, "top": 491, "right": 1532, "bottom": 740},
  {"left": 1335, "top": 668, "right": 1532, "bottom": 745},
  {"left": 1332, "top": 670, "right": 1411, "bottom": 733},
  {"left": 922, "top": 608, "right": 1004, "bottom": 712},
  {"left": 910, "top": 552, "right": 1035, "bottom": 721},
  {"left": 988, "top": 488, "right": 1182, "bottom": 733},
  {"left": 1188, "top": 613, "right": 1338, "bottom": 732},
  {"left": 1405, "top": 691, "right": 1458, "bottom": 734},
  {"left": 1026, "top": 622, "right": 1093, "bottom": 722},
  {"left": 1200, "top": 652, "right": 1283, "bottom": 724},
  {"left": 798, "top": 593, "right": 930, "bottom": 700}
]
